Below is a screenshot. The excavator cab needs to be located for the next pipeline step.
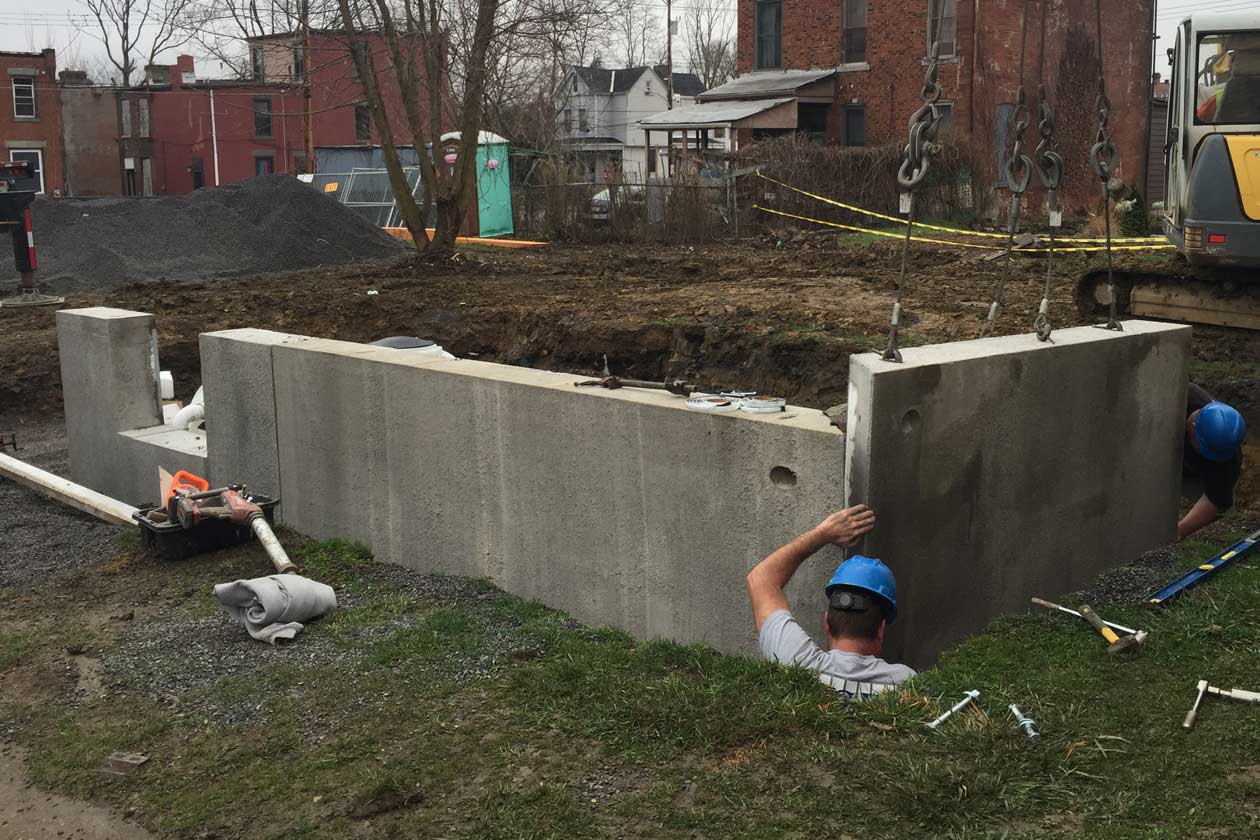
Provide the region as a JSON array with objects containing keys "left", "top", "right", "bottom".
[{"left": 1163, "top": 15, "right": 1260, "bottom": 271}]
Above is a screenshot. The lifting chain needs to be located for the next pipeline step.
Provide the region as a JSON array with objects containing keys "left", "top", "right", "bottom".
[
  {"left": 1089, "top": 0, "right": 1122, "bottom": 331},
  {"left": 884, "top": 0, "right": 948, "bottom": 362},
  {"left": 980, "top": 0, "right": 1033, "bottom": 338},
  {"left": 1032, "top": 0, "right": 1062, "bottom": 342}
]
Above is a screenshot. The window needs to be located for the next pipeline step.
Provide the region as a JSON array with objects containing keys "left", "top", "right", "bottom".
[
  {"left": 120, "top": 98, "right": 132, "bottom": 137},
  {"left": 352, "top": 41, "right": 370, "bottom": 67},
  {"left": 843, "top": 0, "right": 867, "bottom": 65},
  {"left": 928, "top": 0, "right": 957, "bottom": 58},
  {"left": 578, "top": 108, "right": 589, "bottom": 131},
  {"left": 647, "top": 148, "right": 657, "bottom": 174},
  {"left": 1195, "top": 33, "right": 1260, "bottom": 125},
  {"left": 7, "top": 149, "right": 43, "bottom": 194},
  {"left": 572, "top": 76, "right": 578, "bottom": 92},
  {"left": 251, "top": 46, "right": 265, "bottom": 80},
  {"left": 11, "top": 76, "right": 35, "bottom": 118},
  {"left": 755, "top": 0, "right": 782, "bottom": 69},
  {"left": 843, "top": 105, "right": 866, "bottom": 146},
  {"left": 355, "top": 103, "right": 372, "bottom": 142},
  {"left": 645, "top": 79, "right": 652, "bottom": 94},
  {"left": 140, "top": 158, "right": 153, "bottom": 196},
  {"left": 293, "top": 46, "right": 305, "bottom": 80},
  {"left": 563, "top": 108, "right": 573, "bottom": 133},
  {"left": 799, "top": 102, "right": 830, "bottom": 142},
  {"left": 138, "top": 98, "right": 150, "bottom": 137},
  {"left": 253, "top": 98, "right": 273, "bottom": 137},
  {"left": 190, "top": 158, "right": 205, "bottom": 191},
  {"left": 255, "top": 156, "right": 274, "bottom": 177}
]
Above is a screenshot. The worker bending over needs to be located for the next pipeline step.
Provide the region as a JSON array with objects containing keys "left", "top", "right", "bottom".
[
  {"left": 747, "top": 505, "right": 914, "bottom": 699},
  {"left": 1180, "top": 383, "right": 1247, "bottom": 540}
]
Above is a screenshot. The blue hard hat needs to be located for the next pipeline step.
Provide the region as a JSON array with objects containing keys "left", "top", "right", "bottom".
[
  {"left": 1196, "top": 401, "right": 1246, "bottom": 462},
  {"left": 825, "top": 555, "right": 897, "bottom": 624}
]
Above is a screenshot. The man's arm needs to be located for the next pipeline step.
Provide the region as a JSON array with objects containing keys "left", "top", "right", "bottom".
[
  {"left": 1178, "top": 494, "right": 1220, "bottom": 540},
  {"left": 746, "top": 505, "right": 876, "bottom": 632}
]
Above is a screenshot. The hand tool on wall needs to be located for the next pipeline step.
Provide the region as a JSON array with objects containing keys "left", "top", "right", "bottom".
[
  {"left": 1183, "top": 679, "right": 1260, "bottom": 730},
  {"left": 1078, "top": 605, "right": 1145, "bottom": 655},
  {"left": 574, "top": 375, "right": 694, "bottom": 396},
  {"left": 1147, "top": 527, "right": 1260, "bottom": 605},
  {"left": 927, "top": 690, "right": 980, "bottom": 730},
  {"left": 1030, "top": 597, "right": 1141, "bottom": 636},
  {"left": 1009, "top": 704, "right": 1041, "bottom": 742},
  {"left": 168, "top": 482, "right": 297, "bottom": 575}
]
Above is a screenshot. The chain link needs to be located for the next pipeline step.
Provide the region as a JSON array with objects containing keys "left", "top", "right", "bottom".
[
  {"left": 884, "top": 30, "right": 947, "bottom": 363},
  {"left": 1090, "top": 0, "right": 1122, "bottom": 331},
  {"left": 1032, "top": 0, "right": 1063, "bottom": 342}
]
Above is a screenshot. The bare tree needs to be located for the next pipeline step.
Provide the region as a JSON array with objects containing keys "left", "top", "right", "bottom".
[
  {"left": 684, "top": 0, "right": 734, "bottom": 90},
  {"left": 182, "top": 0, "right": 339, "bottom": 79},
  {"left": 78, "top": 0, "right": 197, "bottom": 86},
  {"left": 617, "top": 1, "right": 659, "bottom": 68},
  {"left": 336, "top": 0, "right": 613, "bottom": 258}
]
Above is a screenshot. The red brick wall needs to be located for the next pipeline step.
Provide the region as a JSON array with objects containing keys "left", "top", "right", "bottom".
[
  {"left": 736, "top": 0, "right": 1154, "bottom": 214},
  {"left": 0, "top": 50, "right": 65, "bottom": 197}
]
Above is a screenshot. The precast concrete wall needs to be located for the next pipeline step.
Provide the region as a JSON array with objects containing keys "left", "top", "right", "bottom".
[
  {"left": 845, "top": 321, "right": 1191, "bottom": 668},
  {"left": 200, "top": 328, "right": 848, "bottom": 655}
]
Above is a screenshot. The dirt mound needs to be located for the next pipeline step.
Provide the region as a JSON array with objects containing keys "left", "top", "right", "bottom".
[{"left": 30, "top": 175, "right": 406, "bottom": 290}]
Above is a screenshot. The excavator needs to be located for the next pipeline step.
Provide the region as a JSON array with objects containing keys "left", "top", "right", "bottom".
[{"left": 1076, "top": 12, "right": 1260, "bottom": 329}]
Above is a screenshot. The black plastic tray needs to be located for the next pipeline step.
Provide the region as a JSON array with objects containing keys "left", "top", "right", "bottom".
[{"left": 133, "top": 494, "right": 279, "bottom": 561}]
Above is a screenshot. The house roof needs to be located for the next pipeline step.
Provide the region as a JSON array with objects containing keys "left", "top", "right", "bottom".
[
  {"left": 572, "top": 65, "right": 707, "bottom": 96},
  {"left": 698, "top": 69, "right": 837, "bottom": 101},
  {"left": 638, "top": 98, "right": 795, "bottom": 129}
]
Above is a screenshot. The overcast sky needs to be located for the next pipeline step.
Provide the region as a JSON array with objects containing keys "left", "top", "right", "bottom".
[{"left": 0, "top": 0, "right": 1248, "bottom": 82}]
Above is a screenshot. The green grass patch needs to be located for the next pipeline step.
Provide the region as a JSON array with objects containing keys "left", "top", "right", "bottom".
[{"left": 0, "top": 629, "right": 34, "bottom": 671}]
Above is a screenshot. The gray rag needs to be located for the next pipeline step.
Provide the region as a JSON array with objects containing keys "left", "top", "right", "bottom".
[{"left": 212, "top": 574, "right": 337, "bottom": 644}]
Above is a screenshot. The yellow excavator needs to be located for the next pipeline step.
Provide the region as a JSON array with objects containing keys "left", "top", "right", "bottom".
[{"left": 1077, "top": 13, "right": 1260, "bottom": 329}]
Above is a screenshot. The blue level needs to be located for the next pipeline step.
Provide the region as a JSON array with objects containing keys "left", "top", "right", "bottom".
[{"left": 1147, "top": 527, "right": 1260, "bottom": 605}]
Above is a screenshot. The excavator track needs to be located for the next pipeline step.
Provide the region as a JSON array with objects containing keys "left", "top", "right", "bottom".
[{"left": 1075, "top": 267, "right": 1260, "bottom": 331}]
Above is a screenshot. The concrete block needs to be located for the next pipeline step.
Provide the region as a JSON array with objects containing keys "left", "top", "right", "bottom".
[
  {"left": 200, "top": 328, "right": 306, "bottom": 508},
  {"left": 116, "top": 426, "right": 208, "bottom": 506},
  {"left": 56, "top": 308, "right": 162, "bottom": 502},
  {"left": 375, "top": 357, "right": 847, "bottom": 654},
  {"left": 845, "top": 320, "right": 1191, "bottom": 668}
]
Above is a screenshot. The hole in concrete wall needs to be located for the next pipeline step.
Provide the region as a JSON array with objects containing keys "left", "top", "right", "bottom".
[
  {"left": 769, "top": 466, "right": 797, "bottom": 487},
  {"left": 901, "top": 409, "right": 921, "bottom": 436}
]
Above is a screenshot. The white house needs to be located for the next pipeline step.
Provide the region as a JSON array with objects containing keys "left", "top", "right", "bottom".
[{"left": 558, "top": 64, "right": 707, "bottom": 182}]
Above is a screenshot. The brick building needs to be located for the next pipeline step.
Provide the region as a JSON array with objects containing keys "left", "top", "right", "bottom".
[
  {"left": 1, "top": 49, "right": 64, "bottom": 196},
  {"left": 111, "top": 31, "right": 437, "bottom": 196},
  {"left": 713, "top": 0, "right": 1155, "bottom": 211}
]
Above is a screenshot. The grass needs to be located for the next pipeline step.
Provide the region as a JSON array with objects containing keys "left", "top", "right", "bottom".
[{"left": 3, "top": 535, "right": 1260, "bottom": 838}]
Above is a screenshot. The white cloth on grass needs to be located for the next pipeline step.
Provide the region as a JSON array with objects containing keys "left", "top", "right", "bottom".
[{"left": 213, "top": 574, "right": 337, "bottom": 645}]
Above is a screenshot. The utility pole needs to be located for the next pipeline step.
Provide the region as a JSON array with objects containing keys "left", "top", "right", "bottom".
[
  {"left": 302, "top": 0, "right": 315, "bottom": 173},
  {"left": 666, "top": 0, "right": 673, "bottom": 109}
]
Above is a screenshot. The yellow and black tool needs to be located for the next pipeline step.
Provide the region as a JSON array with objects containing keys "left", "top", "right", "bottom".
[{"left": 1078, "top": 605, "right": 1144, "bottom": 655}]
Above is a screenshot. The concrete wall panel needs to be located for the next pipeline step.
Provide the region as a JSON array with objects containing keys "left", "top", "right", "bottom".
[{"left": 845, "top": 320, "right": 1191, "bottom": 668}]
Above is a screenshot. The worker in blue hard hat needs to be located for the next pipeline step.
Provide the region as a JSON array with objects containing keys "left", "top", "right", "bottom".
[
  {"left": 746, "top": 505, "right": 914, "bottom": 699},
  {"left": 1179, "top": 384, "right": 1247, "bottom": 540}
]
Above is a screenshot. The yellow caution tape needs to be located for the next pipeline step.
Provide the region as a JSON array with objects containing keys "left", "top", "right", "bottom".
[
  {"left": 755, "top": 205, "right": 1175, "bottom": 253},
  {"left": 754, "top": 171, "right": 1168, "bottom": 244}
]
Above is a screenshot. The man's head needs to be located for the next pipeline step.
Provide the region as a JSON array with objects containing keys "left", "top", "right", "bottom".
[
  {"left": 1189, "top": 401, "right": 1247, "bottom": 462},
  {"left": 823, "top": 555, "right": 897, "bottom": 651}
]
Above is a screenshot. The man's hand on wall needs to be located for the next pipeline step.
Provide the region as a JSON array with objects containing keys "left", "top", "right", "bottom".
[{"left": 814, "top": 505, "right": 876, "bottom": 547}]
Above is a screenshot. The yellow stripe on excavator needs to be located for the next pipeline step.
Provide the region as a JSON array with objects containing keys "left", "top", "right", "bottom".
[{"left": 1226, "top": 136, "right": 1260, "bottom": 222}]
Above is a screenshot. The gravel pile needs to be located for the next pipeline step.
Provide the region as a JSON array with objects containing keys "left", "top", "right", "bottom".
[{"left": 31, "top": 175, "right": 405, "bottom": 291}]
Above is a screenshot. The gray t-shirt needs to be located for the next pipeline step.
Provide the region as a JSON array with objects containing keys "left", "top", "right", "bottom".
[{"left": 758, "top": 609, "right": 916, "bottom": 699}]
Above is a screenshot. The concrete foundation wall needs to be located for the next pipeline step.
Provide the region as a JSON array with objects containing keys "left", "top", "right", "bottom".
[
  {"left": 199, "top": 328, "right": 848, "bottom": 655},
  {"left": 56, "top": 308, "right": 207, "bottom": 506},
  {"left": 845, "top": 321, "right": 1191, "bottom": 668}
]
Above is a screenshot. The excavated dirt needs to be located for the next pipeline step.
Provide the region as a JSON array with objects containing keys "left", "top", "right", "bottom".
[
  {"left": 2, "top": 237, "right": 1259, "bottom": 503},
  {"left": 29, "top": 175, "right": 405, "bottom": 292}
]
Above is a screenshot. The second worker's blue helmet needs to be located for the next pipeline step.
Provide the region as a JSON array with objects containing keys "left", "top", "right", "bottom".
[
  {"left": 826, "top": 555, "right": 898, "bottom": 624},
  {"left": 1196, "top": 401, "right": 1246, "bottom": 462}
]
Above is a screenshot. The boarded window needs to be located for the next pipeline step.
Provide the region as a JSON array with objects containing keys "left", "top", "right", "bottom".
[
  {"left": 843, "top": 105, "right": 866, "bottom": 146},
  {"left": 355, "top": 104, "right": 371, "bottom": 142},
  {"left": 12, "top": 77, "right": 35, "bottom": 118},
  {"left": 563, "top": 108, "right": 573, "bottom": 133},
  {"left": 755, "top": 0, "right": 782, "bottom": 69},
  {"left": 929, "top": 0, "right": 957, "bottom": 58},
  {"left": 254, "top": 98, "right": 273, "bottom": 137},
  {"left": 579, "top": 108, "right": 589, "bottom": 131},
  {"left": 255, "top": 156, "right": 275, "bottom": 177},
  {"left": 138, "top": 98, "right": 150, "bottom": 137},
  {"left": 141, "top": 158, "right": 153, "bottom": 196},
  {"left": 844, "top": 0, "right": 867, "bottom": 64},
  {"left": 120, "top": 98, "right": 132, "bottom": 137}
]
